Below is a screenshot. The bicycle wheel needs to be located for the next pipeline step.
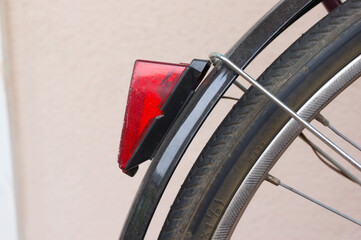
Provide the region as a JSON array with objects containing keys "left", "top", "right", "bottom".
[{"left": 159, "top": 0, "right": 361, "bottom": 239}]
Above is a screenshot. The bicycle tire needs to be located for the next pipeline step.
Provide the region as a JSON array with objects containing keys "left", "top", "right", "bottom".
[{"left": 159, "top": 1, "right": 361, "bottom": 239}]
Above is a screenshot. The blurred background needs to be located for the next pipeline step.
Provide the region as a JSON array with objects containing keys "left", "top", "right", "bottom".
[{"left": 0, "top": 0, "right": 360, "bottom": 239}]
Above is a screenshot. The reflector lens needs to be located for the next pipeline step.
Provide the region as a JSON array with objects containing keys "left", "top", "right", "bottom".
[{"left": 119, "top": 60, "right": 187, "bottom": 171}]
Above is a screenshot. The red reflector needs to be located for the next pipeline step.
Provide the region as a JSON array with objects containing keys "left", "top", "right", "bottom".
[{"left": 118, "top": 60, "right": 187, "bottom": 171}]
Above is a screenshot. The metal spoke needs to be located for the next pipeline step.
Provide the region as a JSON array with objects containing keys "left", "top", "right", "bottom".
[
  {"left": 209, "top": 52, "right": 361, "bottom": 172},
  {"left": 299, "top": 133, "right": 361, "bottom": 186},
  {"left": 233, "top": 80, "right": 247, "bottom": 92},
  {"left": 316, "top": 114, "right": 361, "bottom": 151},
  {"left": 329, "top": 124, "right": 361, "bottom": 151},
  {"left": 266, "top": 174, "right": 361, "bottom": 227}
]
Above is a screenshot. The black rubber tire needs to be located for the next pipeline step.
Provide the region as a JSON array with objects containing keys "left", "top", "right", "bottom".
[{"left": 159, "top": 1, "right": 361, "bottom": 239}]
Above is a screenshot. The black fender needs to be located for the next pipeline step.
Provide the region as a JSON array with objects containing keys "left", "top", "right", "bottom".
[{"left": 120, "top": 0, "right": 325, "bottom": 239}]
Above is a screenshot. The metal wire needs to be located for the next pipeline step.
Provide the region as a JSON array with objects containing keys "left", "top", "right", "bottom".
[
  {"left": 233, "top": 80, "right": 247, "bottom": 92},
  {"left": 316, "top": 114, "right": 361, "bottom": 151},
  {"left": 299, "top": 133, "right": 361, "bottom": 186},
  {"left": 266, "top": 174, "right": 361, "bottom": 227},
  {"left": 328, "top": 123, "right": 361, "bottom": 151},
  {"left": 209, "top": 52, "right": 361, "bottom": 172}
]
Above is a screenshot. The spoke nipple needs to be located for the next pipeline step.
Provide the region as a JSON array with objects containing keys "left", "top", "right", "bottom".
[
  {"left": 266, "top": 174, "right": 281, "bottom": 186},
  {"left": 315, "top": 113, "right": 329, "bottom": 126}
]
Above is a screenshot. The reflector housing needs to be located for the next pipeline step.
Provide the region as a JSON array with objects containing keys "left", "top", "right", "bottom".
[{"left": 119, "top": 59, "right": 210, "bottom": 176}]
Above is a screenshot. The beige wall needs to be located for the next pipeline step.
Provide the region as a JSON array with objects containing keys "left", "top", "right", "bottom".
[{"left": 3, "top": 0, "right": 360, "bottom": 239}]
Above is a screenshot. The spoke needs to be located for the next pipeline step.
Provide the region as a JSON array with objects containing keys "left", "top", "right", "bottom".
[
  {"left": 316, "top": 114, "right": 361, "bottom": 151},
  {"left": 328, "top": 124, "right": 361, "bottom": 151},
  {"left": 299, "top": 133, "right": 361, "bottom": 186},
  {"left": 233, "top": 80, "right": 247, "bottom": 92},
  {"left": 266, "top": 174, "right": 361, "bottom": 227},
  {"left": 209, "top": 52, "right": 361, "bottom": 172}
]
